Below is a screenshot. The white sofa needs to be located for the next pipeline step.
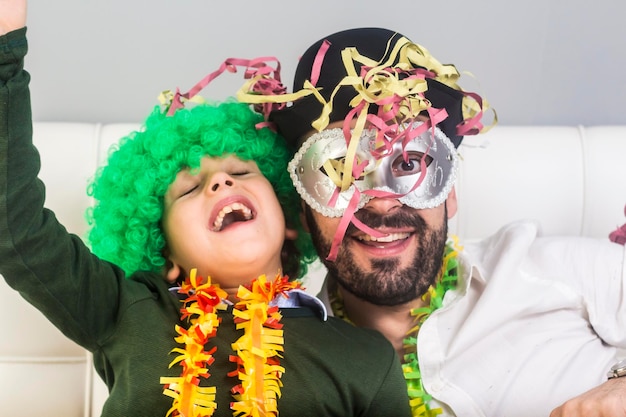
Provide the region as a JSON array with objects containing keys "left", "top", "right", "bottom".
[{"left": 1, "top": 123, "right": 625, "bottom": 416}]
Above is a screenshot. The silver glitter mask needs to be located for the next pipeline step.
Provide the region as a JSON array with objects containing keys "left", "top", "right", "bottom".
[{"left": 288, "top": 122, "right": 459, "bottom": 217}]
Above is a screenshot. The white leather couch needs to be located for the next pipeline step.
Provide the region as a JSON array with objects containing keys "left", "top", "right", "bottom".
[{"left": 1, "top": 123, "right": 625, "bottom": 416}]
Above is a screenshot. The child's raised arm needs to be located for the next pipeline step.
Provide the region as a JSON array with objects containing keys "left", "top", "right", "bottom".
[
  {"left": 1, "top": 0, "right": 125, "bottom": 351},
  {"left": 0, "top": 0, "right": 26, "bottom": 35}
]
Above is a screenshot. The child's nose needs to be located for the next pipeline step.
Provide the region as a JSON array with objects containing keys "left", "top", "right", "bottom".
[{"left": 207, "top": 172, "right": 234, "bottom": 192}]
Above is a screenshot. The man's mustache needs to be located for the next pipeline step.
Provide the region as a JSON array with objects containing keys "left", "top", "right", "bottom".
[{"left": 347, "top": 206, "right": 427, "bottom": 234}]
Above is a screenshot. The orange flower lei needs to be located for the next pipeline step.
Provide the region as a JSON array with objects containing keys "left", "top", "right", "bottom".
[{"left": 161, "top": 269, "right": 302, "bottom": 417}]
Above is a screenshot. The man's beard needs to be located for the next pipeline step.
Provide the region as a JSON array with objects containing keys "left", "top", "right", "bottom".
[{"left": 305, "top": 205, "right": 448, "bottom": 306}]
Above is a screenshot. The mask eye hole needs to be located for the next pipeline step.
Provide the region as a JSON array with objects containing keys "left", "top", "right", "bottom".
[
  {"left": 320, "top": 157, "right": 365, "bottom": 180},
  {"left": 319, "top": 158, "right": 345, "bottom": 177},
  {"left": 391, "top": 151, "right": 433, "bottom": 177}
]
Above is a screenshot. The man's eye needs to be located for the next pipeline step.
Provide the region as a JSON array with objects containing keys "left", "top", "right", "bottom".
[
  {"left": 391, "top": 152, "right": 433, "bottom": 177},
  {"left": 319, "top": 158, "right": 345, "bottom": 178}
]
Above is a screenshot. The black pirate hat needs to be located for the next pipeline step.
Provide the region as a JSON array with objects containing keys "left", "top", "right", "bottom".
[{"left": 269, "top": 27, "right": 469, "bottom": 148}]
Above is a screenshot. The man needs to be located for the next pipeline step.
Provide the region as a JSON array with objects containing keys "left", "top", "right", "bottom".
[{"left": 235, "top": 27, "right": 626, "bottom": 416}]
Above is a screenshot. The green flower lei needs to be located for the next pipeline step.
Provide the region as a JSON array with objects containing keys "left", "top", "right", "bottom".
[{"left": 330, "top": 238, "right": 460, "bottom": 417}]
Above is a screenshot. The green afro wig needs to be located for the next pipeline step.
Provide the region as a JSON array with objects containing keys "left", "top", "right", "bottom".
[{"left": 87, "top": 101, "right": 316, "bottom": 279}]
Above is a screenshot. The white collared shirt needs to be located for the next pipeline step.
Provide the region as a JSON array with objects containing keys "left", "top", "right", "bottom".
[{"left": 322, "top": 220, "right": 626, "bottom": 417}]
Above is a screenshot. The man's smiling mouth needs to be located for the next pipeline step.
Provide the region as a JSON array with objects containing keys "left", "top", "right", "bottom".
[
  {"left": 212, "top": 202, "right": 254, "bottom": 232},
  {"left": 356, "top": 232, "right": 410, "bottom": 243}
]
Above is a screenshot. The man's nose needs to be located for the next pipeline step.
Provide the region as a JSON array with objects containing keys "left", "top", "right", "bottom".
[{"left": 362, "top": 196, "right": 402, "bottom": 214}]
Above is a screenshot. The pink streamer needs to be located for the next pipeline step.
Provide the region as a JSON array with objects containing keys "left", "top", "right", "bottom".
[
  {"left": 326, "top": 190, "right": 362, "bottom": 261},
  {"left": 456, "top": 91, "right": 484, "bottom": 136},
  {"left": 166, "top": 56, "right": 284, "bottom": 118},
  {"left": 310, "top": 40, "right": 331, "bottom": 87},
  {"left": 609, "top": 205, "right": 626, "bottom": 245}
]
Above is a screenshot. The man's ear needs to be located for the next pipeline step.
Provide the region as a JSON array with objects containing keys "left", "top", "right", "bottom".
[
  {"left": 285, "top": 227, "right": 298, "bottom": 241},
  {"left": 445, "top": 186, "right": 458, "bottom": 219}
]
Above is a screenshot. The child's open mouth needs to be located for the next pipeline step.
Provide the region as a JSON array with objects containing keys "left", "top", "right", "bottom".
[{"left": 212, "top": 201, "right": 254, "bottom": 232}]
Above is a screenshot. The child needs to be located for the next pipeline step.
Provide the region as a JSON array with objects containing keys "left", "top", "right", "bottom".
[{"left": 0, "top": 3, "right": 411, "bottom": 417}]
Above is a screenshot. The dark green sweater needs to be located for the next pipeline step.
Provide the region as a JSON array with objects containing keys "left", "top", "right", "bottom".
[{"left": 0, "top": 28, "right": 411, "bottom": 417}]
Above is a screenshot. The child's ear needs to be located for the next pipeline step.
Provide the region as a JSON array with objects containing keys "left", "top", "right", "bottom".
[
  {"left": 164, "top": 262, "right": 183, "bottom": 284},
  {"left": 285, "top": 227, "right": 298, "bottom": 241},
  {"left": 162, "top": 248, "right": 183, "bottom": 284}
]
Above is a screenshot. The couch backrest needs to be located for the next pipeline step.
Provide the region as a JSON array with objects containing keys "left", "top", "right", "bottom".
[
  {"left": 2, "top": 123, "right": 625, "bottom": 416},
  {"left": 453, "top": 125, "right": 626, "bottom": 241}
]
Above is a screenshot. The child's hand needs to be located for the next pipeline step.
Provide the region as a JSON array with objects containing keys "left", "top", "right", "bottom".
[{"left": 0, "top": 0, "right": 26, "bottom": 36}]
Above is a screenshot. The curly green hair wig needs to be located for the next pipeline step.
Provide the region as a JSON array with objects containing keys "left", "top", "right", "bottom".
[{"left": 87, "top": 101, "right": 315, "bottom": 279}]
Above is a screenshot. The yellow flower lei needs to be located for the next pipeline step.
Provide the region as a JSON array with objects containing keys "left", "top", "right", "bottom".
[
  {"left": 161, "top": 269, "right": 302, "bottom": 417},
  {"left": 330, "top": 238, "right": 461, "bottom": 417}
]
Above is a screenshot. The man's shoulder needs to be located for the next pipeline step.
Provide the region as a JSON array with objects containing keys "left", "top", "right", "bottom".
[
  {"left": 461, "top": 219, "right": 624, "bottom": 283},
  {"left": 460, "top": 220, "right": 542, "bottom": 272},
  {"left": 463, "top": 220, "right": 541, "bottom": 252}
]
